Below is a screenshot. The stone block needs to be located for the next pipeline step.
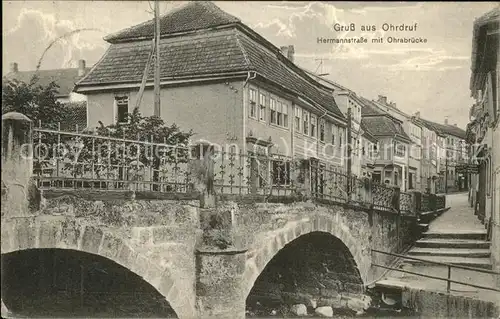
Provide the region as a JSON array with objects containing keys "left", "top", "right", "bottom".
[
  {"left": 59, "top": 220, "right": 82, "bottom": 249},
  {"left": 99, "top": 233, "right": 122, "bottom": 259},
  {"left": 132, "top": 227, "right": 152, "bottom": 245},
  {"left": 80, "top": 225, "right": 103, "bottom": 253},
  {"left": 1, "top": 224, "right": 14, "bottom": 252},
  {"left": 290, "top": 304, "right": 307, "bottom": 316},
  {"left": 346, "top": 295, "right": 371, "bottom": 312},
  {"left": 38, "top": 220, "right": 60, "bottom": 248},
  {"left": 144, "top": 262, "right": 163, "bottom": 287},
  {"left": 318, "top": 295, "right": 342, "bottom": 308},
  {"left": 321, "top": 287, "right": 340, "bottom": 298},
  {"left": 15, "top": 218, "right": 36, "bottom": 250},
  {"left": 152, "top": 226, "right": 188, "bottom": 244},
  {"left": 116, "top": 244, "right": 135, "bottom": 266},
  {"left": 315, "top": 306, "right": 333, "bottom": 317},
  {"left": 344, "top": 283, "right": 364, "bottom": 294},
  {"left": 133, "top": 254, "right": 149, "bottom": 276}
]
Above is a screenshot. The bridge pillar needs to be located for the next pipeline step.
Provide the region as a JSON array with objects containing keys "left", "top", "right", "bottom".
[
  {"left": 195, "top": 249, "right": 247, "bottom": 319},
  {"left": 1, "top": 112, "right": 35, "bottom": 217}
]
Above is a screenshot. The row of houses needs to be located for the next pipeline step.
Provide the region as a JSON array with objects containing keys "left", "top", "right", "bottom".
[
  {"left": 466, "top": 6, "right": 499, "bottom": 283},
  {"left": 4, "top": 1, "right": 469, "bottom": 194}
]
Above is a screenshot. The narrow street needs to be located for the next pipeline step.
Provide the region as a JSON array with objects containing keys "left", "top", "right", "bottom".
[{"left": 377, "top": 193, "right": 500, "bottom": 304}]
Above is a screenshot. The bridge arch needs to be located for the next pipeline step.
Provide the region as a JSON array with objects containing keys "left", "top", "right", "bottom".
[
  {"left": 242, "top": 213, "right": 370, "bottom": 299},
  {"left": 1, "top": 217, "right": 194, "bottom": 319}
]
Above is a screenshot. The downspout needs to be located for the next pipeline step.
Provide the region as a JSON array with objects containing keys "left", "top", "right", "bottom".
[
  {"left": 317, "top": 109, "right": 328, "bottom": 164},
  {"left": 243, "top": 71, "right": 257, "bottom": 182},
  {"left": 242, "top": 71, "right": 257, "bottom": 146}
]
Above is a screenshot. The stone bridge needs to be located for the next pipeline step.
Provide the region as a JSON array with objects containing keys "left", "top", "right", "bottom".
[{"left": 1, "top": 113, "right": 422, "bottom": 319}]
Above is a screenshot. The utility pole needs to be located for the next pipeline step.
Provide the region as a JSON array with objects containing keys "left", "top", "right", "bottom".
[
  {"left": 445, "top": 156, "right": 448, "bottom": 194},
  {"left": 153, "top": 0, "right": 161, "bottom": 117},
  {"left": 346, "top": 107, "right": 352, "bottom": 200}
]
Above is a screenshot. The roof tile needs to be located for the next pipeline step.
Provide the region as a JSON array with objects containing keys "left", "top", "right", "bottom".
[
  {"left": 105, "top": 1, "right": 240, "bottom": 43},
  {"left": 3, "top": 68, "right": 90, "bottom": 97}
]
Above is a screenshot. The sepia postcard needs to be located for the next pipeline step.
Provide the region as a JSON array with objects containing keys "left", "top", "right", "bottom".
[{"left": 2, "top": 1, "right": 499, "bottom": 319}]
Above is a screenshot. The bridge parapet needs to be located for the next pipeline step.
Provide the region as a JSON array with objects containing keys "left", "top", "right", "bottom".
[{"left": 1, "top": 113, "right": 447, "bottom": 319}]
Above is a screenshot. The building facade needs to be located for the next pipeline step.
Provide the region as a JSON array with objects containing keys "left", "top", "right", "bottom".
[
  {"left": 467, "top": 7, "right": 499, "bottom": 285},
  {"left": 413, "top": 112, "right": 440, "bottom": 193},
  {"left": 305, "top": 73, "right": 377, "bottom": 178},
  {"left": 360, "top": 98, "right": 411, "bottom": 190},
  {"left": 366, "top": 96, "right": 422, "bottom": 191},
  {"left": 74, "top": 1, "right": 348, "bottom": 186}
]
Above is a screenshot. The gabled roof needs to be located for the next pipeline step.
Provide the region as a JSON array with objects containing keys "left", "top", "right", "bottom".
[
  {"left": 3, "top": 68, "right": 90, "bottom": 98},
  {"left": 360, "top": 120, "right": 378, "bottom": 143},
  {"left": 361, "top": 117, "right": 411, "bottom": 142},
  {"left": 76, "top": 2, "right": 346, "bottom": 120},
  {"left": 104, "top": 1, "right": 241, "bottom": 43},
  {"left": 470, "top": 6, "right": 500, "bottom": 97},
  {"left": 358, "top": 97, "right": 410, "bottom": 142},
  {"left": 418, "top": 118, "right": 467, "bottom": 139},
  {"left": 359, "top": 97, "right": 388, "bottom": 117}
]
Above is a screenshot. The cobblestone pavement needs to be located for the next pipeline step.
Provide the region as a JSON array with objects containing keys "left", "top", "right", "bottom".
[
  {"left": 379, "top": 193, "right": 500, "bottom": 304},
  {"left": 428, "top": 193, "right": 484, "bottom": 233}
]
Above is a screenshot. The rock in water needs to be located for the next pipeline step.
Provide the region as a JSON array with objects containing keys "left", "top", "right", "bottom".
[
  {"left": 315, "top": 306, "right": 334, "bottom": 317},
  {"left": 347, "top": 295, "right": 372, "bottom": 312},
  {"left": 290, "top": 304, "right": 308, "bottom": 316}
]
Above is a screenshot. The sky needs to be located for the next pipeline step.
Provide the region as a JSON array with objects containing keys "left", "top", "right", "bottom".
[{"left": 2, "top": 1, "right": 498, "bottom": 129}]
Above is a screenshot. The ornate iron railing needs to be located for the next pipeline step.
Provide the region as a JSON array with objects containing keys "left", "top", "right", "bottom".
[
  {"left": 32, "top": 126, "right": 445, "bottom": 214},
  {"left": 400, "top": 192, "right": 413, "bottom": 215},
  {"left": 372, "top": 183, "right": 395, "bottom": 212}
]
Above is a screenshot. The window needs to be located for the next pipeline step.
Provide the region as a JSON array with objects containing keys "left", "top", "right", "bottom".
[
  {"left": 339, "top": 131, "right": 343, "bottom": 149},
  {"left": 331, "top": 124, "right": 336, "bottom": 145},
  {"left": 249, "top": 89, "right": 257, "bottom": 118},
  {"left": 395, "top": 143, "right": 406, "bottom": 157},
  {"left": 259, "top": 93, "right": 266, "bottom": 121},
  {"left": 115, "top": 96, "right": 129, "bottom": 124},
  {"left": 294, "top": 107, "right": 301, "bottom": 132},
  {"left": 272, "top": 160, "right": 291, "bottom": 185},
  {"left": 303, "top": 111, "right": 309, "bottom": 135},
  {"left": 319, "top": 119, "right": 325, "bottom": 142},
  {"left": 270, "top": 98, "right": 277, "bottom": 124},
  {"left": 277, "top": 102, "right": 288, "bottom": 128},
  {"left": 310, "top": 115, "right": 317, "bottom": 138}
]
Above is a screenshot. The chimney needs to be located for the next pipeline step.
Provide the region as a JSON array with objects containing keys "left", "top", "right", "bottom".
[
  {"left": 9, "top": 62, "right": 18, "bottom": 73},
  {"left": 444, "top": 118, "right": 448, "bottom": 125},
  {"left": 415, "top": 111, "right": 420, "bottom": 118},
  {"left": 78, "top": 59, "right": 86, "bottom": 76},
  {"left": 280, "top": 45, "right": 295, "bottom": 63},
  {"left": 287, "top": 45, "right": 295, "bottom": 63},
  {"left": 390, "top": 102, "right": 397, "bottom": 108},
  {"left": 454, "top": 123, "right": 457, "bottom": 127},
  {"left": 377, "top": 95, "right": 387, "bottom": 104}
]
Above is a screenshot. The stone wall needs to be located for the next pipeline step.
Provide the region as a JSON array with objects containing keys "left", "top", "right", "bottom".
[
  {"left": 1, "top": 191, "right": 201, "bottom": 319},
  {"left": 369, "top": 209, "right": 417, "bottom": 281},
  {"left": 401, "top": 287, "right": 500, "bottom": 318}
]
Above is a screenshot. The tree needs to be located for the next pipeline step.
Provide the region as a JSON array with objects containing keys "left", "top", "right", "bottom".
[
  {"left": 2, "top": 76, "right": 67, "bottom": 128},
  {"left": 63, "top": 108, "right": 194, "bottom": 191}
]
